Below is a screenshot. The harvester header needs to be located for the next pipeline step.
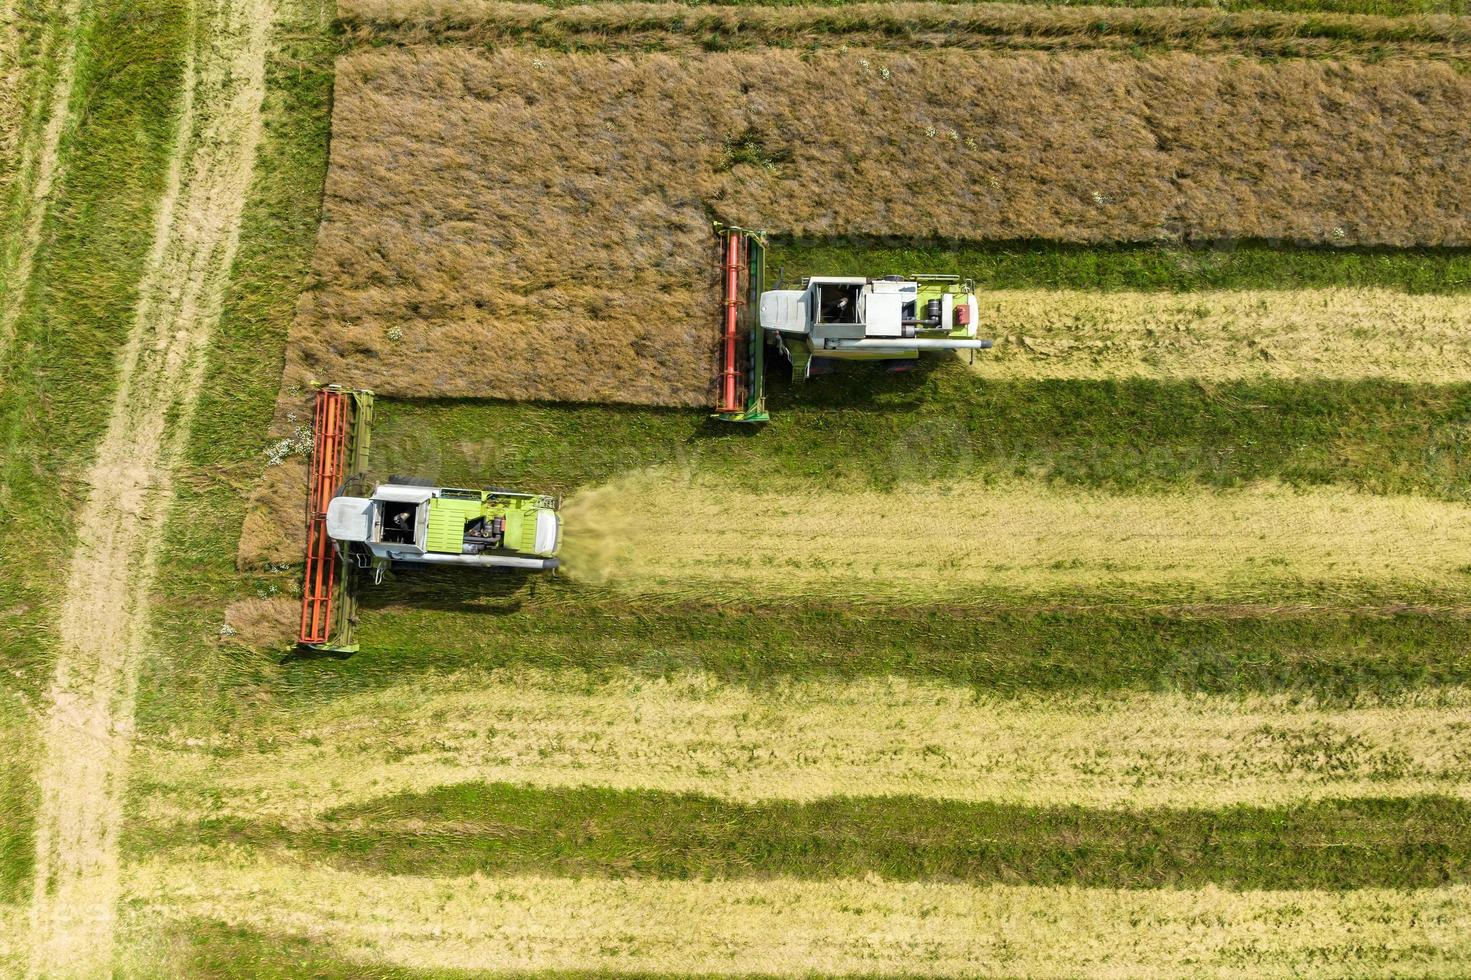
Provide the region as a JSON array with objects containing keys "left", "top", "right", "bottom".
[
  {"left": 298, "top": 385, "right": 562, "bottom": 653},
  {"left": 713, "top": 226, "right": 994, "bottom": 421}
]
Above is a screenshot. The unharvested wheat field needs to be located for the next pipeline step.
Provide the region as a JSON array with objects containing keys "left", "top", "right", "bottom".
[
  {"left": 7, "top": 0, "right": 1471, "bottom": 974},
  {"left": 287, "top": 44, "right": 1471, "bottom": 406}
]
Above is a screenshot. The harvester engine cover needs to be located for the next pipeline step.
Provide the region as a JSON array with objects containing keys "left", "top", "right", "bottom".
[{"left": 327, "top": 483, "right": 562, "bottom": 572}]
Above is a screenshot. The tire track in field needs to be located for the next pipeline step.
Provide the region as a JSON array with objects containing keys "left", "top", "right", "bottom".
[
  {"left": 0, "top": 0, "right": 83, "bottom": 369},
  {"left": 25, "top": 0, "right": 272, "bottom": 974}
]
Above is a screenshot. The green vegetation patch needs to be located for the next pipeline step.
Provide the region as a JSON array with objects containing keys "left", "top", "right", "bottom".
[
  {"left": 154, "top": 784, "right": 1471, "bottom": 890},
  {"left": 0, "top": 0, "right": 192, "bottom": 902},
  {"left": 371, "top": 375, "right": 1471, "bottom": 502},
  {"left": 770, "top": 239, "right": 1471, "bottom": 293},
  {"left": 130, "top": 919, "right": 469, "bottom": 980},
  {"left": 135, "top": 0, "right": 337, "bottom": 741},
  {"left": 267, "top": 583, "right": 1471, "bottom": 706}
]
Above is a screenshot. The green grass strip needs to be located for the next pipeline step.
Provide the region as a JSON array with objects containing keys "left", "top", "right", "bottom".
[
  {"left": 270, "top": 583, "right": 1471, "bottom": 705},
  {"left": 135, "top": 0, "right": 336, "bottom": 740},
  {"left": 0, "top": 0, "right": 192, "bottom": 902},
  {"left": 770, "top": 239, "right": 1471, "bottom": 293},
  {"left": 154, "top": 784, "right": 1471, "bottom": 890},
  {"left": 373, "top": 375, "right": 1471, "bottom": 502}
]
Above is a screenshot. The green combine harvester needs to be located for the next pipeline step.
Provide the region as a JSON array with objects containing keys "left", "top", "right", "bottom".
[
  {"left": 299, "top": 386, "right": 561, "bottom": 653},
  {"left": 714, "top": 224, "right": 994, "bottom": 423}
]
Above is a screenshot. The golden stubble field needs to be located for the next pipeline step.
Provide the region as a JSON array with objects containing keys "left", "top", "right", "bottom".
[{"left": 559, "top": 471, "right": 1471, "bottom": 605}]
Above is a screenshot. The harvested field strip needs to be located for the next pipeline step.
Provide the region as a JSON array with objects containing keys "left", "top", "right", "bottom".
[
  {"left": 564, "top": 473, "right": 1471, "bottom": 604},
  {"left": 298, "top": 48, "right": 1471, "bottom": 405},
  {"left": 134, "top": 672, "right": 1471, "bottom": 819},
  {"left": 969, "top": 288, "right": 1471, "bottom": 382},
  {"left": 0, "top": 0, "right": 82, "bottom": 367},
  {"left": 0, "top": 901, "right": 22, "bottom": 976},
  {"left": 340, "top": 1, "right": 1471, "bottom": 58},
  {"left": 127, "top": 858, "right": 1471, "bottom": 976},
  {"left": 26, "top": 0, "right": 273, "bottom": 972},
  {"left": 243, "top": 376, "right": 1471, "bottom": 566},
  {"left": 343, "top": 593, "right": 1471, "bottom": 705},
  {"left": 772, "top": 239, "right": 1471, "bottom": 293},
  {"left": 160, "top": 784, "right": 1471, "bottom": 890},
  {"left": 382, "top": 379, "right": 1471, "bottom": 497}
]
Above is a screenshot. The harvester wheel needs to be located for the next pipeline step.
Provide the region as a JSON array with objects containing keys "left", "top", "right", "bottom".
[{"left": 387, "top": 474, "right": 435, "bottom": 487}]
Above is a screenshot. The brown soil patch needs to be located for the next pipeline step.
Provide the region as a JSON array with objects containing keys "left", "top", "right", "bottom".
[{"left": 291, "top": 47, "right": 1471, "bottom": 405}]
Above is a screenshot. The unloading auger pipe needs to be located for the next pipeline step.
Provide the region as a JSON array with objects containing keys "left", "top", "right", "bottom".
[{"left": 823, "top": 338, "right": 995, "bottom": 351}]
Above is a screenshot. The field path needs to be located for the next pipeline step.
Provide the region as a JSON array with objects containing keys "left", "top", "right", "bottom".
[
  {"left": 0, "top": 0, "right": 84, "bottom": 369},
  {"left": 25, "top": 0, "right": 272, "bottom": 974}
]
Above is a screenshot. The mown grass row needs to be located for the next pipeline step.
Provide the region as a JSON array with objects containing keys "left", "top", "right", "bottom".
[
  {"left": 0, "top": 0, "right": 192, "bottom": 902},
  {"left": 141, "top": 783, "right": 1471, "bottom": 890},
  {"left": 770, "top": 238, "right": 1471, "bottom": 293}
]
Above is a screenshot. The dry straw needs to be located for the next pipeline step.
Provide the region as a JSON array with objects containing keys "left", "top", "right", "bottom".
[
  {"left": 136, "top": 670, "right": 1471, "bottom": 820},
  {"left": 292, "top": 46, "right": 1471, "bottom": 404},
  {"left": 562, "top": 472, "right": 1471, "bottom": 605},
  {"left": 972, "top": 287, "right": 1471, "bottom": 382},
  {"left": 130, "top": 857, "right": 1471, "bottom": 974}
]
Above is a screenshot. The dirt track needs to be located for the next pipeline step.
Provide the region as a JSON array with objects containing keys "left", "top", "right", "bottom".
[
  {"left": 0, "top": 0, "right": 83, "bottom": 369},
  {"left": 25, "top": 0, "right": 272, "bottom": 974}
]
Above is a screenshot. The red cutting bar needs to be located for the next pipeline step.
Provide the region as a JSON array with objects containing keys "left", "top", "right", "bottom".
[
  {"left": 299, "top": 389, "right": 347, "bottom": 644},
  {"left": 717, "top": 232, "right": 743, "bottom": 413}
]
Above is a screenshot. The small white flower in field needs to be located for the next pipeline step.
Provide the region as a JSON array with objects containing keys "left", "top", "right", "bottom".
[
  {"left": 878, "top": 66, "right": 891, "bottom": 80},
  {"left": 264, "top": 423, "right": 313, "bottom": 466},
  {"left": 387, "top": 325, "right": 403, "bottom": 342},
  {"left": 946, "top": 130, "right": 960, "bottom": 142},
  {"left": 859, "top": 58, "right": 871, "bottom": 70},
  {"left": 925, "top": 126, "right": 937, "bottom": 138},
  {"left": 219, "top": 624, "right": 237, "bottom": 638},
  {"left": 964, "top": 137, "right": 978, "bottom": 149},
  {"left": 1331, "top": 226, "right": 1347, "bottom": 241},
  {"left": 532, "top": 58, "right": 545, "bottom": 69},
  {"left": 1092, "top": 191, "right": 1107, "bottom": 205}
]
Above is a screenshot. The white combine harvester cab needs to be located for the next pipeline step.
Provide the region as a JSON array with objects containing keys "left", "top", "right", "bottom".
[{"left": 759, "top": 274, "right": 991, "bottom": 379}]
